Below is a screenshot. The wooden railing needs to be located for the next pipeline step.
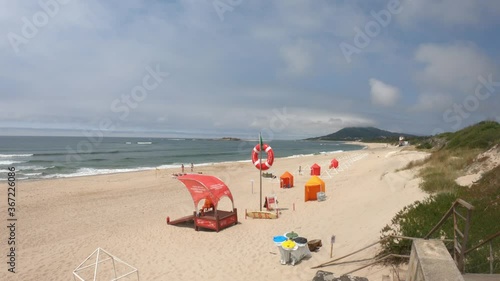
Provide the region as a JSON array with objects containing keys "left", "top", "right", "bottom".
[
  {"left": 311, "top": 199, "right": 496, "bottom": 277},
  {"left": 311, "top": 235, "right": 453, "bottom": 276},
  {"left": 424, "top": 199, "right": 474, "bottom": 273},
  {"left": 464, "top": 231, "right": 500, "bottom": 274}
]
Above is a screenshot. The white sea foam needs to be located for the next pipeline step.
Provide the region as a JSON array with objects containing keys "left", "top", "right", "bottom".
[
  {"left": 0, "top": 154, "right": 33, "bottom": 158},
  {"left": 43, "top": 167, "right": 155, "bottom": 179},
  {"left": 285, "top": 153, "right": 314, "bottom": 159},
  {"left": 0, "top": 160, "right": 25, "bottom": 165},
  {"left": 23, "top": 172, "right": 43, "bottom": 176},
  {"left": 319, "top": 150, "right": 344, "bottom": 154},
  {"left": 137, "top": 142, "right": 152, "bottom": 145},
  {"left": 156, "top": 164, "right": 181, "bottom": 169},
  {"left": 17, "top": 165, "right": 52, "bottom": 170}
]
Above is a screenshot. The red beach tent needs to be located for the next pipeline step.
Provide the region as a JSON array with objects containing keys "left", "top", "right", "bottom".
[
  {"left": 310, "top": 163, "right": 321, "bottom": 176},
  {"left": 329, "top": 158, "right": 339, "bottom": 169}
]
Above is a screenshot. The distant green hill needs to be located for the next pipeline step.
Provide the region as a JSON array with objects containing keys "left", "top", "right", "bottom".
[{"left": 306, "top": 127, "right": 417, "bottom": 142}]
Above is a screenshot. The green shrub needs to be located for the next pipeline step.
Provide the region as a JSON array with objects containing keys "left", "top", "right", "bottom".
[
  {"left": 378, "top": 193, "right": 458, "bottom": 264},
  {"left": 445, "top": 121, "right": 500, "bottom": 150},
  {"left": 378, "top": 121, "right": 500, "bottom": 272},
  {"left": 378, "top": 166, "right": 500, "bottom": 273},
  {"left": 416, "top": 142, "right": 433, "bottom": 149}
]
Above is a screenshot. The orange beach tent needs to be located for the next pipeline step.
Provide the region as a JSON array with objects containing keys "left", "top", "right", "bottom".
[
  {"left": 304, "top": 176, "right": 325, "bottom": 202},
  {"left": 280, "top": 171, "right": 294, "bottom": 188}
]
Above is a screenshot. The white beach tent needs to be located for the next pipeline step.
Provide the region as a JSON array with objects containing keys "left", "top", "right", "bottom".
[{"left": 73, "top": 248, "right": 139, "bottom": 281}]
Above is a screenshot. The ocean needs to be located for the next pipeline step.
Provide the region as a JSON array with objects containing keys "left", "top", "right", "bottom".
[{"left": 0, "top": 136, "right": 364, "bottom": 180}]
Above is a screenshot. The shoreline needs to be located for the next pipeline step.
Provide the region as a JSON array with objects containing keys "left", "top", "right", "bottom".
[
  {"left": 11, "top": 142, "right": 367, "bottom": 182},
  {"left": 7, "top": 143, "right": 430, "bottom": 280}
]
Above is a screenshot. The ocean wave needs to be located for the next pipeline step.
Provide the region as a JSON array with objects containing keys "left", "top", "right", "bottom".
[
  {"left": 156, "top": 164, "right": 181, "bottom": 169},
  {"left": 284, "top": 153, "right": 315, "bottom": 158},
  {"left": 34, "top": 150, "right": 121, "bottom": 156},
  {"left": 0, "top": 176, "right": 29, "bottom": 180},
  {"left": 0, "top": 153, "right": 33, "bottom": 158},
  {"left": 43, "top": 167, "right": 155, "bottom": 179},
  {"left": 17, "top": 165, "right": 54, "bottom": 170},
  {"left": 319, "top": 150, "right": 344, "bottom": 154},
  {"left": 23, "top": 172, "right": 43, "bottom": 176},
  {"left": 168, "top": 151, "right": 236, "bottom": 158},
  {"left": 0, "top": 160, "right": 26, "bottom": 165},
  {"left": 137, "top": 142, "right": 152, "bottom": 145}
]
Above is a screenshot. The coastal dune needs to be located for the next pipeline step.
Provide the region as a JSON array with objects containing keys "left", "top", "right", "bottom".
[{"left": 3, "top": 143, "right": 430, "bottom": 280}]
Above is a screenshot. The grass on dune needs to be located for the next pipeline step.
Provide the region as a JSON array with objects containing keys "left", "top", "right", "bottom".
[{"left": 378, "top": 121, "right": 500, "bottom": 273}]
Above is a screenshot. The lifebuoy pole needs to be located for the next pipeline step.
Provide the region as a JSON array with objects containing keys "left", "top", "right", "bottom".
[{"left": 259, "top": 133, "right": 263, "bottom": 211}]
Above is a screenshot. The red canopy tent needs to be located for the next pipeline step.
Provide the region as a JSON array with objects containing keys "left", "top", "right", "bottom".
[{"left": 166, "top": 174, "right": 238, "bottom": 232}]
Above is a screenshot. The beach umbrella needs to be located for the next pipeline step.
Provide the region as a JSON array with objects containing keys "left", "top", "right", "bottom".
[{"left": 329, "top": 158, "right": 339, "bottom": 169}]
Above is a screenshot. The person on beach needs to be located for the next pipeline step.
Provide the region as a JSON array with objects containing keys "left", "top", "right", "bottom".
[
  {"left": 181, "top": 164, "right": 184, "bottom": 173},
  {"left": 200, "top": 197, "right": 214, "bottom": 215},
  {"left": 298, "top": 165, "right": 302, "bottom": 175},
  {"left": 190, "top": 163, "right": 193, "bottom": 172}
]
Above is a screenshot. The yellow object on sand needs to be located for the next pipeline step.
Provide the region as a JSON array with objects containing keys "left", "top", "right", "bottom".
[{"left": 281, "top": 240, "right": 296, "bottom": 250}]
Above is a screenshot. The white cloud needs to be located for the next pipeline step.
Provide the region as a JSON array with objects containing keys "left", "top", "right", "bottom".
[
  {"left": 414, "top": 43, "right": 496, "bottom": 93},
  {"left": 280, "top": 40, "right": 314, "bottom": 75},
  {"left": 0, "top": 1, "right": 499, "bottom": 138},
  {"left": 410, "top": 93, "right": 453, "bottom": 112},
  {"left": 411, "top": 42, "right": 499, "bottom": 124},
  {"left": 397, "top": 0, "right": 500, "bottom": 27},
  {"left": 248, "top": 108, "right": 375, "bottom": 138},
  {"left": 369, "top": 78, "right": 400, "bottom": 107}
]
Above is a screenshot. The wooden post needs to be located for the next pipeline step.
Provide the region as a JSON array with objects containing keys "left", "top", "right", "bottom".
[
  {"left": 490, "top": 241, "right": 494, "bottom": 274},
  {"left": 330, "top": 235, "right": 336, "bottom": 258}
]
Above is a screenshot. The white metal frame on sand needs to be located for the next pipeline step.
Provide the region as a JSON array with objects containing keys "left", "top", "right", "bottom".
[{"left": 73, "top": 247, "right": 139, "bottom": 281}]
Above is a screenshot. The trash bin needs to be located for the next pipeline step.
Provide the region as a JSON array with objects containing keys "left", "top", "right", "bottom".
[
  {"left": 288, "top": 237, "right": 311, "bottom": 265},
  {"left": 317, "top": 192, "right": 326, "bottom": 201},
  {"left": 273, "top": 236, "right": 288, "bottom": 265},
  {"left": 284, "top": 231, "right": 299, "bottom": 239},
  {"left": 281, "top": 240, "right": 297, "bottom": 265},
  {"left": 290, "top": 240, "right": 311, "bottom": 265}
]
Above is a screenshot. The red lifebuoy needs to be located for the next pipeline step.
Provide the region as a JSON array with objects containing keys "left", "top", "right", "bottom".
[{"left": 252, "top": 144, "right": 274, "bottom": 170}]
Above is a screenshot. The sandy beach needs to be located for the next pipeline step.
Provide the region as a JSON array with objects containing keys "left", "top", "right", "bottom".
[{"left": 2, "top": 143, "right": 431, "bottom": 281}]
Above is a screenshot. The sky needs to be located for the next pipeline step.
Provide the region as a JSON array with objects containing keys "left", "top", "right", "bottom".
[{"left": 1, "top": 0, "right": 500, "bottom": 140}]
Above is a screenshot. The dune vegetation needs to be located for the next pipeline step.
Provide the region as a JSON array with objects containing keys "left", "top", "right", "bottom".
[{"left": 378, "top": 121, "right": 500, "bottom": 273}]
